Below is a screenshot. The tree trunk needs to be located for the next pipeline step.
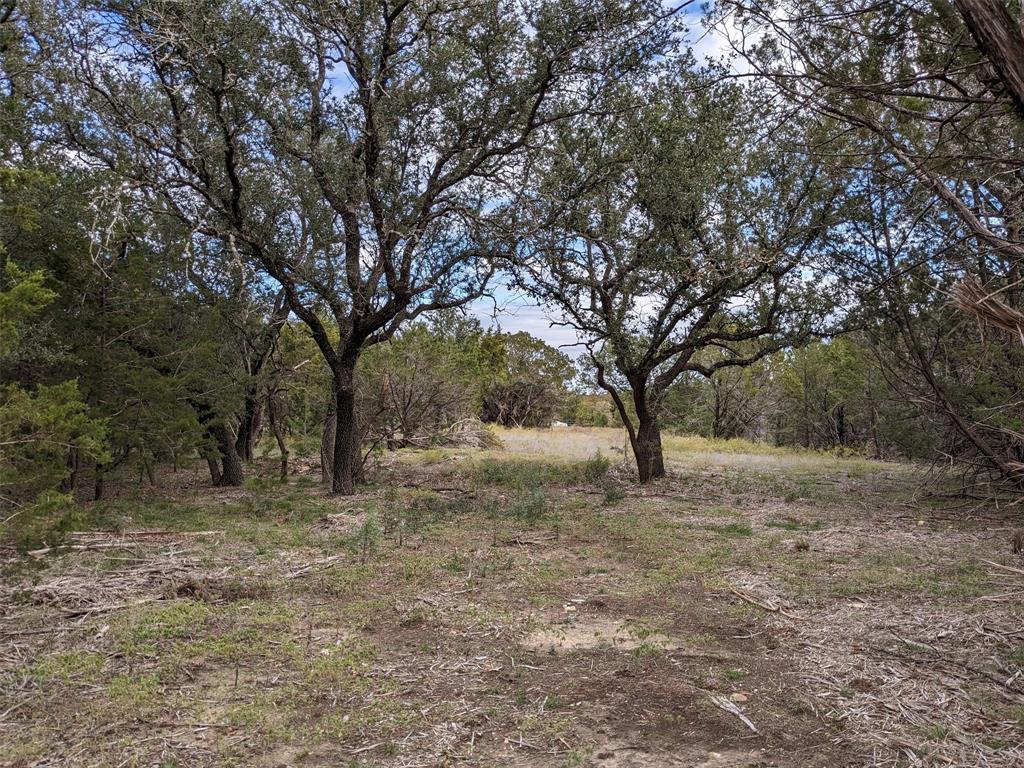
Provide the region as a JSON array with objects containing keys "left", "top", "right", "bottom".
[
  {"left": 332, "top": 385, "right": 359, "bottom": 495},
  {"left": 205, "top": 452, "right": 222, "bottom": 486},
  {"left": 269, "top": 398, "right": 289, "bottom": 481},
  {"left": 633, "top": 415, "right": 666, "bottom": 483},
  {"left": 211, "top": 424, "right": 244, "bottom": 486},
  {"left": 954, "top": 0, "right": 1024, "bottom": 119},
  {"left": 802, "top": 361, "right": 812, "bottom": 449},
  {"left": 712, "top": 381, "right": 723, "bottom": 438},
  {"left": 330, "top": 356, "right": 361, "bottom": 495},
  {"left": 235, "top": 395, "right": 263, "bottom": 461},
  {"left": 60, "top": 448, "right": 79, "bottom": 494}
]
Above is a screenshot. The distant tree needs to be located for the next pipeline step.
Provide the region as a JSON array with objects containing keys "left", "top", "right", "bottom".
[
  {"left": 518, "top": 71, "right": 835, "bottom": 480},
  {"left": 356, "top": 317, "right": 489, "bottom": 452},
  {"left": 661, "top": 350, "right": 778, "bottom": 442},
  {"left": 840, "top": 160, "right": 1024, "bottom": 484},
  {"left": 1, "top": 8, "right": 107, "bottom": 523},
  {"left": 479, "top": 332, "right": 575, "bottom": 428},
  {"left": 569, "top": 394, "right": 616, "bottom": 427},
  {"left": 42, "top": 0, "right": 675, "bottom": 493},
  {"left": 772, "top": 338, "right": 871, "bottom": 450}
]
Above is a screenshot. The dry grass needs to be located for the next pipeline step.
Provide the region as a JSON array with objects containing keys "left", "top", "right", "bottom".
[
  {"left": 489, "top": 425, "right": 856, "bottom": 463},
  {"left": 2, "top": 430, "right": 1022, "bottom": 767}
]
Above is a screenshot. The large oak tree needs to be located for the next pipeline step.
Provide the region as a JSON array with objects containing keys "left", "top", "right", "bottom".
[
  {"left": 42, "top": 0, "right": 676, "bottom": 492},
  {"left": 517, "top": 71, "right": 835, "bottom": 480}
]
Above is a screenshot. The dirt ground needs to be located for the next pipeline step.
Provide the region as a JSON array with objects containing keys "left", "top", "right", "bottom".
[{"left": 2, "top": 428, "right": 1022, "bottom": 767}]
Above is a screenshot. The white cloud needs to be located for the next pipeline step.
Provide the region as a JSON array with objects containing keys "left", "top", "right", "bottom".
[{"left": 469, "top": 291, "right": 586, "bottom": 355}]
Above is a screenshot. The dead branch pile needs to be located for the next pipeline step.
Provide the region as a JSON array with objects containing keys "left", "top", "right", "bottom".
[
  {"left": 378, "top": 419, "right": 501, "bottom": 451},
  {"left": 16, "top": 562, "right": 271, "bottom": 616},
  {"left": 436, "top": 419, "right": 502, "bottom": 449},
  {"left": 18, "top": 555, "right": 207, "bottom": 615},
  {"left": 7, "top": 528, "right": 266, "bottom": 615},
  {"left": 952, "top": 279, "right": 1024, "bottom": 346}
]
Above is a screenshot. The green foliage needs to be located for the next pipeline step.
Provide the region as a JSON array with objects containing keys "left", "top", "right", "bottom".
[
  {"left": 0, "top": 261, "right": 55, "bottom": 356},
  {"left": 582, "top": 452, "right": 611, "bottom": 482},
  {"left": 479, "top": 331, "right": 576, "bottom": 428},
  {"left": 378, "top": 489, "right": 449, "bottom": 545},
  {"left": 356, "top": 315, "right": 492, "bottom": 447},
  {"left": 0, "top": 380, "right": 109, "bottom": 502},
  {"left": 509, "top": 488, "right": 547, "bottom": 523},
  {"left": 661, "top": 335, "right": 911, "bottom": 455},
  {"left": 570, "top": 395, "right": 616, "bottom": 427},
  {"left": 472, "top": 457, "right": 599, "bottom": 487},
  {"left": 0, "top": 252, "right": 109, "bottom": 539},
  {"left": 602, "top": 480, "right": 626, "bottom": 505},
  {"left": 356, "top": 317, "right": 578, "bottom": 448},
  {"left": 522, "top": 64, "right": 836, "bottom": 479},
  {"left": 350, "top": 513, "right": 382, "bottom": 564}
]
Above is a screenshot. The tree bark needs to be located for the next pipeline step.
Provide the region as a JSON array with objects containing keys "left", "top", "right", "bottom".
[
  {"left": 321, "top": 398, "right": 336, "bottom": 487},
  {"left": 954, "top": 0, "right": 1024, "bottom": 119},
  {"left": 211, "top": 424, "right": 244, "bottom": 486},
  {"left": 60, "top": 448, "right": 79, "bottom": 494},
  {"left": 712, "top": 380, "right": 723, "bottom": 439},
  {"left": 235, "top": 395, "right": 263, "bottom": 461},
  {"left": 205, "top": 452, "right": 222, "bottom": 486},
  {"left": 330, "top": 355, "right": 362, "bottom": 495},
  {"left": 835, "top": 403, "right": 846, "bottom": 447},
  {"left": 633, "top": 414, "right": 666, "bottom": 483},
  {"left": 268, "top": 397, "right": 289, "bottom": 481},
  {"left": 332, "top": 386, "right": 359, "bottom": 495}
]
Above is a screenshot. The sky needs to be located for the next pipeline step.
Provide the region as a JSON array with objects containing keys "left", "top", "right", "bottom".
[{"left": 468, "top": 282, "right": 584, "bottom": 353}]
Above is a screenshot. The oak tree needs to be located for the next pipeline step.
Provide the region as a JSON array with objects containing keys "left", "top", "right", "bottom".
[
  {"left": 46, "top": 0, "right": 674, "bottom": 492},
  {"left": 518, "top": 71, "right": 834, "bottom": 480}
]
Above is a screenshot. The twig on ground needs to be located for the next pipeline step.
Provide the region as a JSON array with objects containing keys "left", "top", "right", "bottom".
[
  {"left": 707, "top": 693, "right": 759, "bottom": 733},
  {"left": 285, "top": 555, "right": 345, "bottom": 579},
  {"left": 727, "top": 584, "right": 801, "bottom": 620},
  {"left": 981, "top": 559, "right": 1024, "bottom": 576}
]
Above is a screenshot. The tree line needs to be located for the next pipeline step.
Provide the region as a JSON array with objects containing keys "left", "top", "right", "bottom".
[{"left": 1, "top": 0, "right": 1022, "bottom": 529}]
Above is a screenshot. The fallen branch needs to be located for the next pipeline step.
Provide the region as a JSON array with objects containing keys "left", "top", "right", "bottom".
[
  {"left": 60, "top": 596, "right": 163, "bottom": 618},
  {"left": 502, "top": 533, "right": 557, "bottom": 546},
  {"left": 29, "top": 542, "right": 139, "bottom": 558},
  {"left": 285, "top": 555, "right": 346, "bottom": 579},
  {"left": 349, "top": 742, "right": 385, "bottom": 755},
  {"left": 71, "top": 530, "right": 222, "bottom": 539},
  {"left": 708, "top": 693, "right": 759, "bottom": 733},
  {"left": 727, "top": 584, "right": 801, "bottom": 620},
  {"left": 981, "top": 559, "right": 1024, "bottom": 576},
  {"left": 28, "top": 530, "right": 223, "bottom": 558}
]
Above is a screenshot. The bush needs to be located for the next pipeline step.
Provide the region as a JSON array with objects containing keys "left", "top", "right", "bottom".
[
  {"left": 602, "top": 480, "right": 626, "bottom": 505},
  {"left": 509, "top": 488, "right": 547, "bottom": 523},
  {"left": 473, "top": 456, "right": 612, "bottom": 488},
  {"left": 583, "top": 451, "right": 610, "bottom": 482}
]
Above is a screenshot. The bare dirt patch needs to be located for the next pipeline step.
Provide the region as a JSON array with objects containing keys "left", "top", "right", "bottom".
[{"left": 521, "top": 616, "right": 682, "bottom": 654}]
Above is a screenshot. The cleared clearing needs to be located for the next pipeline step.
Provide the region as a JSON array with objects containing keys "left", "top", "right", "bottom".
[{"left": 2, "top": 428, "right": 1022, "bottom": 767}]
